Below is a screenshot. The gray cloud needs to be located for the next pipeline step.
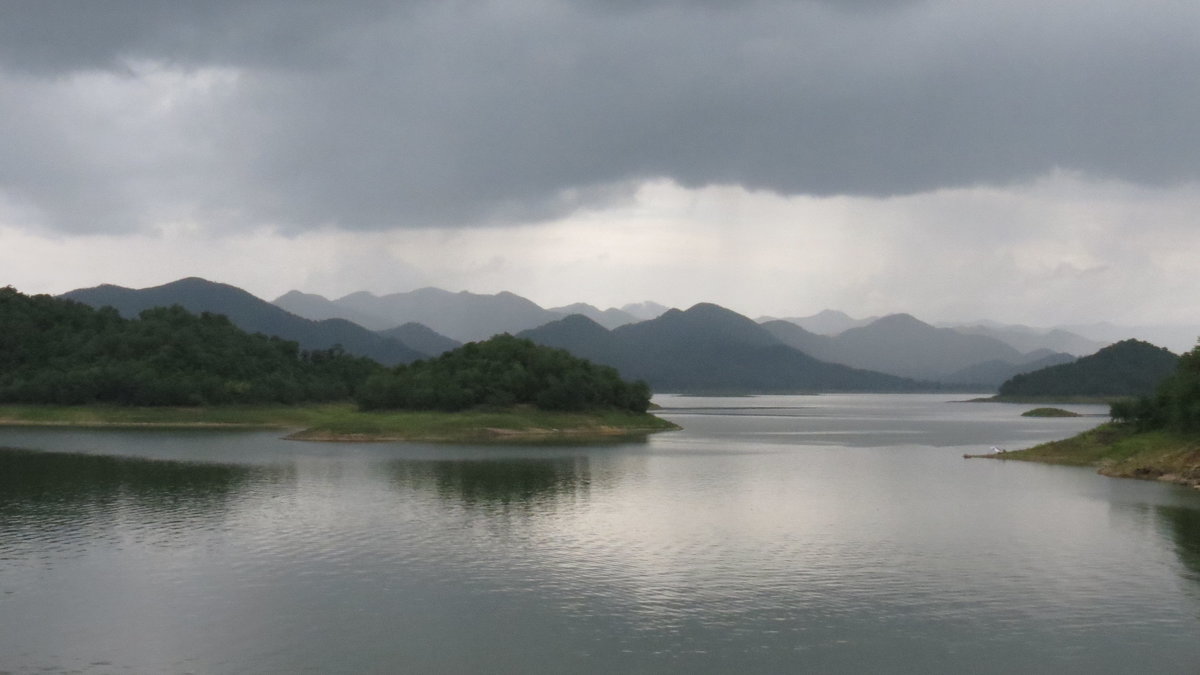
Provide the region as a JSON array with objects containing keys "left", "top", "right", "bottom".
[{"left": 0, "top": 0, "right": 1197, "bottom": 233}]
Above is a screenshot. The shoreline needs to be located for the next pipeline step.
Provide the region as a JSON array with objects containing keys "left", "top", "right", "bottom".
[
  {"left": 966, "top": 423, "right": 1200, "bottom": 489},
  {"left": 286, "top": 424, "right": 674, "bottom": 443},
  {"left": 0, "top": 404, "right": 681, "bottom": 444}
]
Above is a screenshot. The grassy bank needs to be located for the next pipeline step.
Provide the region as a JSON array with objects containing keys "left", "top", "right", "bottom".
[
  {"left": 0, "top": 403, "right": 680, "bottom": 443},
  {"left": 986, "top": 422, "right": 1200, "bottom": 488}
]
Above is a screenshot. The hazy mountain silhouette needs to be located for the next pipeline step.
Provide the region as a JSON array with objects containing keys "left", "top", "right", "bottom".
[
  {"left": 378, "top": 322, "right": 462, "bottom": 357},
  {"left": 939, "top": 351, "right": 1076, "bottom": 388},
  {"left": 547, "top": 303, "right": 638, "bottom": 329},
  {"left": 278, "top": 287, "right": 560, "bottom": 342},
  {"left": 997, "top": 339, "right": 1179, "bottom": 398},
  {"left": 519, "top": 314, "right": 623, "bottom": 364},
  {"left": 520, "top": 304, "right": 926, "bottom": 393},
  {"left": 761, "top": 312, "right": 1054, "bottom": 384},
  {"left": 1060, "top": 322, "right": 1200, "bottom": 355},
  {"left": 760, "top": 309, "right": 878, "bottom": 336},
  {"left": 275, "top": 287, "right": 661, "bottom": 341},
  {"left": 944, "top": 322, "right": 1104, "bottom": 356},
  {"left": 832, "top": 314, "right": 1026, "bottom": 380},
  {"left": 62, "top": 278, "right": 426, "bottom": 365},
  {"left": 273, "top": 290, "right": 383, "bottom": 328},
  {"left": 619, "top": 301, "right": 672, "bottom": 321},
  {"left": 758, "top": 320, "right": 838, "bottom": 360}
]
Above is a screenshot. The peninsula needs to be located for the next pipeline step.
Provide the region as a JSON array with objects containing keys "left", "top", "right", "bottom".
[
  {"left": 971, "top": 340, "right": 1200, "bottom": 488},
  {"left": 0, "top": 287, "right": 676, "bottom": 442}
]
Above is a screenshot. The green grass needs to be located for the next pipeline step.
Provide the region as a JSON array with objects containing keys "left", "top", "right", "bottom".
[
  {"left": 996, "top": 422, "right": 1200, "bottom": 486},
  {"left": 0, "top": 403, "right": 680, "bottom": 442},
  {"left": 1021, "top": 407, "right": 1083, "bottom": 417}
]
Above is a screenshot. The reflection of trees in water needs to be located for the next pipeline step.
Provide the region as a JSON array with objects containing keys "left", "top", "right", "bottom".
[
  {"left": 0, "top": 447, "right": 279, "bottom": 552},
  {"left": 387, "top": 456, "right": 594, "bottom": 509},
  {"left": 1156, "top": 505, "right": 1200, "bottom": 583}
]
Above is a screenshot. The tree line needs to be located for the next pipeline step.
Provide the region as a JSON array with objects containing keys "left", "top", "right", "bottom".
[
  {"left": 0, "top": 287, "right": 380, "bottom": 406},
  {"left": 1110, "top": 341, "right": 1200, "bottom": 432},
  {"left": 0, "top": 287, "right": 650, "bottom": 412},
  {"left": 356, "top": 333, "right": 651, "bottom": 412}
]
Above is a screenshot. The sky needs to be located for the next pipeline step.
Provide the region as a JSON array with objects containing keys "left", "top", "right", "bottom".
[{"left": 1, "top": 0, "right": 1198, "bottom": 329}]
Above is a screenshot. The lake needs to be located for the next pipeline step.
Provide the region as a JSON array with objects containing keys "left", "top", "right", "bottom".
[{"left": 2, "top": 394, "right": 1199, "bottom": 674}]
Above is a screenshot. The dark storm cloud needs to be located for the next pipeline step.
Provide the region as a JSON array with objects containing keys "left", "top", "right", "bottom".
[{"left": 0, "top": 0, "right": 1197, "bottom": 232}]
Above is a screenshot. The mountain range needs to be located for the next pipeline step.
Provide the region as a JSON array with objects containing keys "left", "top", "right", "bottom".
[
  {"left": 275, "top": 288, "right": 658, "bottom": 339},
  {"left": 759, "top": 314, "right": 1076, "bottom": 386},
  {"left": 62, "top": 278, "right": 427, "bottom": 366},
  {"left": 518, "top": 305, "right": 927, "bottom": 393},
  {"left": 57, "top": 276, "right": 1189, "bottom": 394}
]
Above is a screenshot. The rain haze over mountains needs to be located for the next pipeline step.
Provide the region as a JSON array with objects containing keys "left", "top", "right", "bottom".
[{"left": 3, "top": 0, "right": 1199, "bottom": 354}]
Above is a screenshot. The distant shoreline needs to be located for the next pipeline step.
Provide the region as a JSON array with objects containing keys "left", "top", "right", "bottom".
[
  {"left": 970, "top": 395, "right": 1123, "bottom": 405},
  {"left": 0, "top": 404, "right": 681, "bottom": 443}
]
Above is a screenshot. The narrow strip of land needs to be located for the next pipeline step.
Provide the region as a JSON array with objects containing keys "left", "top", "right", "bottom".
[
  {"left": 967, "top": 423, "right": 1200, "bottom": 489},
  {"left": 0, "top": 404, "right": 680, "bottom": 443}
]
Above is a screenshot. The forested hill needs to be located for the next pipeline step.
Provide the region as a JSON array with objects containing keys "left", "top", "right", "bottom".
[
  {"left": 357, "top": 334, "right": 651, "bottom": 412},
  {"left": 0, "top": 287, "right": 381, "bottom": 406},
  {"left": 997, "top": 339, "right": 1179, "bottom": 398}
]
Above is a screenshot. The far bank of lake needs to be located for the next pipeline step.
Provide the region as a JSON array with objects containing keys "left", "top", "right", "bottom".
[{"left": 0, "top": 403, "right": 679, "bottom": 443}]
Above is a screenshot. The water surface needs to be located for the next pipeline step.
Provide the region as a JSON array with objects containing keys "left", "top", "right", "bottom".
[{"left": 2, "top": 394, "right": 1198, "bottom": 673}]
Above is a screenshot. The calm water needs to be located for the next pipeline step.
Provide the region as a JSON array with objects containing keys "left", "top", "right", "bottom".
[{"left": 2, "top": 394, "right": 1199, "bottom": 674}]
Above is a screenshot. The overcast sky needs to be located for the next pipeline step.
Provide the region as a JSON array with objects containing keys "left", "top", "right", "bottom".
[{"left": 1, "top": 0, "right": 1198, "bottom": 329}]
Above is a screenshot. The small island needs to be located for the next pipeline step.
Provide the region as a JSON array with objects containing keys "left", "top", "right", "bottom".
[
  {"left": 0, "top": 287, "right": 677, "bottom": 442},
  {"left": 1021, "top": 407, "right": 1082, "bottom": 418}
]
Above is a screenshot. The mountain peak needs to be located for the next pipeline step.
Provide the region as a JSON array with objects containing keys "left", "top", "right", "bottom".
[{"left": 62, "top": 277, "right": 425, "bottom": 365}]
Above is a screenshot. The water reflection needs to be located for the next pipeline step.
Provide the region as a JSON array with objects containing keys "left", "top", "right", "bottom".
[
  {"left": 386, "top": 455, "right": 593, "bottom": 508},
  {"left": 3, "top": 396, "right": 1200, "bottom": 674},
  {"left": 0, "top": 447, "right": 281, "bottom": 557},
  {"left": 1157, "top": 505, "right": 1200, "bottom": 583}
]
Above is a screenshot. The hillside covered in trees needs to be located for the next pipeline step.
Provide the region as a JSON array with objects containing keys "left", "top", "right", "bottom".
[
  {"left": 0, "top": 287, "right": 652, "bottom": 416},
  {"left": 0, "top": 287, "right": 384, "bottom": 406},
  {"left": 996, "top": 339, "right": 1178, "bottom": 399},
  {"left": 357, "top": 334, "right": 651, "bottom": 412},
  {"left": 1111, "top": 341, "right": 1200, "bottom": 432}
]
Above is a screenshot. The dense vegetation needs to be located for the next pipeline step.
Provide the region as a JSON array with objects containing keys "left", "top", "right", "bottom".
[
  {"left": 1111, "top": 341, "right": 1200, "bottom": 432},
  {"left": 996, "top": 339, "right": 1178, "bottom": 398},
  {"left": 0, "top": 288, "right": 655, "bottom": 417},
  {"left": 0, "top": 287, "right": 381, "bottom": 406},
  {"left": 356, "top": 334, "right": 651, "bottom": 412},
  {"left": 990, "top": 339, "right": 1200, "bottom": 489}
]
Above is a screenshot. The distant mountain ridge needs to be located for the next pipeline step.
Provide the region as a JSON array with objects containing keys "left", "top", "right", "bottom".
[
  {"left": 759, "top": 313, "right": 1070, "bottom": 386},
  {"left": 940, "top": 322, "right": 1105, "bottom": 356},
  {"left": 519, "top": 303, "right": 930, "bottom": 394},
  {"left": 61, "top": 278, "right": 428, "bottom": 366},
  {"left": 546, "top": 303, "right": 639, "bottom": 330},
  {"left": 273, "top": 288, "right": 670, "bottom": 341},
  {"left": 758, "top": 309, "right": 878, "bottom": 336},
  {"left": 997, "top": 339, "right": 1179, "bottom": 398},
  {"left": 59, "top": 277, "right": 1184, "bottom": 394}
]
